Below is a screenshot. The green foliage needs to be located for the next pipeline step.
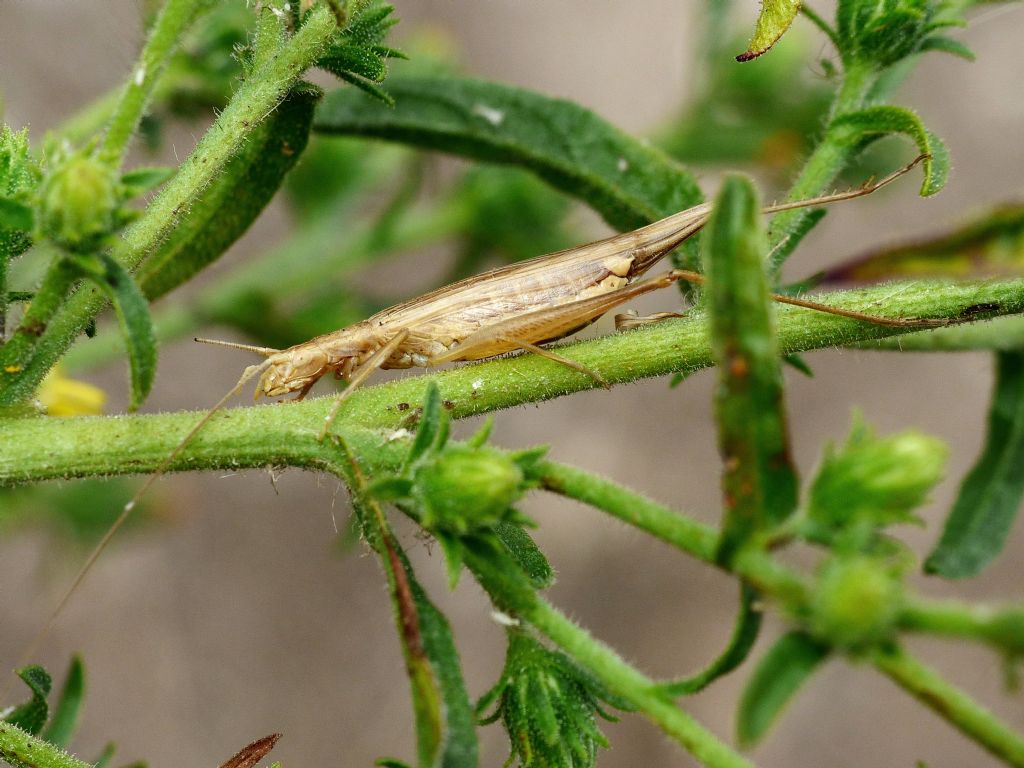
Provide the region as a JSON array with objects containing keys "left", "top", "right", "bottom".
[
  {"left": 0, "top": 127, "right": 39, "bottom": 262},
  {"left": 338, "top": 435, "right": 478, "bottom": 768},
  {"left": 705, "top": 176, "right": 797, "bottom": 564},
  {"left": 835, "top": 0, "right": 972, "bottom": 69},
  {"left": 736, "top": 0, "right": 801, "bottom": 61},
  {"left": 315, "top": 1, "right": 405, "bottom": 105},
  {"left": 828, "top": 106, "right": 949, "bottom": 196},
  {"left": 660, "top": 583, "right": 763, "bottom": 696},
  {"left": 477, "top": 631, "right": 621, "bottom": 768},
  {"left": 737, "top": 631, "right": 830, "bottom": 747},
  {"left": 136, "top": 83, "right": 321, "bottom": 300},
  {"left": 926, "top": 351, "right": 1024, "bottom": 578},
  {"left": 806, "top": 415, "right": 948, "bottom": 549},
  {"left": 313, "top": 75, "right": 703, "bottom": 232},
  {"left": 2, "top": 1, "right": 1024, "bottom": 767},
  {"left": 367, "top": 385, "right": 545, "bottom": 586}
]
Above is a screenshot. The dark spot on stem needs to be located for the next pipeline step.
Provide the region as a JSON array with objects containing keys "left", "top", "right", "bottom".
[
  {"left": 396, "top": 402, "right": 410, "bottom": 412},
  {"left": 958, "top": 302, "right": 1001, "bottom": 318},
  {"left": 443, "top": 399, "right": 455, "bottom": 410},
  {"left": 20, "top": 320, "right": 45, "bottom": 337}
]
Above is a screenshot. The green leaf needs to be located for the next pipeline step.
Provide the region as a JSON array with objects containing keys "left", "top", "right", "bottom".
[
  {"left": 737, "top": 631, "right": 830, "bottom": 747},
  {"left": 821, "top": 203, "right": 1024, "bottom": 284},
  {"left": 705, "top": 176, "right": 798, "bottom": 564},
  {"left": 314, "top": 75, "right": 703, "bottom": 232},
  {"left": 0, "top": 197, "right": 34, "bottom": 233},
  {"left": 40, "top": 656, "right": 85, "bottom": 748},
  {"left": 661, "top": 583, "right": 763, "bottom": 695},
  {"left": 828, "top": 106, "right": 949, "bottom": 196},
  {"left": 3, "top": 666, "right": 52, "bottom": 736},
  {"left": 925, "top": 351, "right": 1024, "bottom": 578},
  {"left": 405, "top": 382, "right": 447, "bottom": 467},
  {"left": 119, "top": 167, "right": 175, "bottom": 197},
  {"left": 494, "top": 521, "right": 554, "bottom": 590},
  {"left": 134, "top": 83, "right": 321, "bottom": 300},
  {"left": 737, "top": 0, "right": 802, "bottom": 62},
  {"left": 68, "top": 252, "right": 156, "bottom": 411},
  {"left": 338, "top": 437, "right": 477, "bottom": 768}
]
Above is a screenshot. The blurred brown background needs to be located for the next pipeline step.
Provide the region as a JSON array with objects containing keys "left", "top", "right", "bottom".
[{"left": 2, "top": 2, "right": 1023, "bottom": 767}]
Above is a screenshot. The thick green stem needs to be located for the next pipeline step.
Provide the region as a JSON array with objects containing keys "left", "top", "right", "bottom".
[
  {"left": 900, "top": 598, "right": 1024, "bottom": 655},
  {"left": 97, "top": 0, "right": 212, "bottom": 167},
  {"left": 0, "top": 6, "right": 338, "bottom": 408},
  {"left": 463, "top": 543, "right": 754, "bottom": 768},
  {"left": 871, "top": 645, "right": 1024, "bottom": 767},
  {"left": 4, "top": 278, "right": 1024, "bottom": 484},
  {"left": 0, "top": 721, "right": 93, "bottom": 768}
]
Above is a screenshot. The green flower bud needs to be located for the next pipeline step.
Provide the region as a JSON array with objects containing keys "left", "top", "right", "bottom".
[
  {"left": 811, "top": 556, "right": 902, "bottom": 650},
  {"left": 480, "top": 632, "right": 618, "bottom": 768},
  {"left": 413, "top": 445, "right": 524, "bottom": 534},
  {"left": 809, "top": 417, "right": 948, "bottom": 533},
  {"left": 38, "top": 155, "right": 119, "bottom": 250}
]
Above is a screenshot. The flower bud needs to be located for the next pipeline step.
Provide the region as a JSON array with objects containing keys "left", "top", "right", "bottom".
[
  {"left": 413, "top": 445, "right": 524, "bottom": 534},
  {"left": 38, "top": 155, "right": 118, "bottom": 250},
  {"left": 809, "top": 418, "right": 947, "bottom": 531},
  {"left": 811, "top": 556, "right": 901, "bottom": 650}
]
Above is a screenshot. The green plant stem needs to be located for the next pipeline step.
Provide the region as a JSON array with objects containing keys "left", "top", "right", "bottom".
[
  {"left": 0, "top": 250, "right": 74, "bottom": 378},
  {"left": 900, "top": 598, "right": 1024, "bottom": 655},
  {"left": 767, "top": 62, "right": 876, "bottom": 272},
  {"left": 857, "top": 314, "right": 1024, "bottom": 352},
  {"left": 0, "top": 6, "right": 339, "bottom": 408},
  {"left": 97, "top": 0, "right": 212, "bottom": 167},
  {"left": 463, "top": 543, "right": 754, "bottom": 768},
  {"left": 0, "top": 721, "right": 93, "bottom": 768},
  {"left": 870, "top": 644, "right": 1024, "bottom": 767},
  {"left": 4, "top": 277, "right": 1024, "bottom": 482}
]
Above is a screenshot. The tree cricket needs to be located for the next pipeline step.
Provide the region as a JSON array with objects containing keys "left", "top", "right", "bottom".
[{"left": 11, "top": 157, "right": 940, "bottom": 676}]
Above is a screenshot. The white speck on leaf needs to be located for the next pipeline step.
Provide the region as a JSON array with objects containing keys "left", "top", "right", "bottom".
[
  {"left": 617, "top": 157, "right": 629, "bottom": 172},
  {"left": 134, "top": 66, "right": 145, "bottom": 86},
  {"left": 387, "top": 428, "right": 413, "bottom": 442},
  {"left": 472, "top": 379, "right": 483, "bottom": 390},
  {"left": 472, "top": 103, "right": 505, "bottom": 126}
]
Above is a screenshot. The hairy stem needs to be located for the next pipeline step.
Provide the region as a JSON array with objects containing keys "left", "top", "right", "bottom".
[
  {"left": 97, "top": 0, "right": 212, "bottom": 167},
  {"left": 0, "top": 6, "right": 339, "bottom": 408},
  {"left": 464, "top": 542, "right": 754, "bottom": 768},
  {"left": 870, "top": 644, "right": 1024, "bottom": 767},
  {"left": 3, "top": 278, "right": 1024, "bottom": 483},
  {"left": 0, "top": 722, "right": 93, "bottom": 768}
]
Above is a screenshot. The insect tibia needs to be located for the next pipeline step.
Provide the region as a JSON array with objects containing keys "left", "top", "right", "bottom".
[{"left": 194, "top": 337, "right": 280, "bottom": 356}]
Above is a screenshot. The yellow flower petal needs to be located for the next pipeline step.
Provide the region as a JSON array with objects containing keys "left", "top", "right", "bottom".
[{"left": 37, "top": 365, "right": 107, "bottom": 417}]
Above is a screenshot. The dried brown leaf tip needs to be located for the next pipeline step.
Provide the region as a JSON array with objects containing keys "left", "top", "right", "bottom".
[{"left": 218, "top": 733, "right": 282, "bottom": 768}]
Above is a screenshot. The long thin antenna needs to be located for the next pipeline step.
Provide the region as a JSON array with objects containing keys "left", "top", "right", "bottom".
[
  {"left": 762, "top": 154, "right": 928, "bottom": 215},
  {"left": 4, "top": 360, "right": 273, "bottom": 694},
  {"left": 194, "top": 337, "right": 280, "bottom": 356}
]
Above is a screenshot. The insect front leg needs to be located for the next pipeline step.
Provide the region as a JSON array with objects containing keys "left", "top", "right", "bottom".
[{"left": 318, "top": 328, "right": 411, "bottom": 441}]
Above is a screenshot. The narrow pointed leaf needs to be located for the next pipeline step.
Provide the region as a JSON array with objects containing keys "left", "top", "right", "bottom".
[
  {"left": 40, "top": 656, "right": 85, "bottom": 748},
  {"left": 822, "top": 203, "right": 1024, "bottom": 284},
  {"left": 828, "top": 106, "right": 949, "bottom": 196},
  {"left": 339, "top": 439, "right": 477, "bottom": 768},
  {"left": 705, "top": 176, "right": 798, "bottom": 564},
  {"left": 661, "top": 583, "right": 762, "bottom": 695},
  {"left": 134, "top": 84, "right": 320, "bottom": 300},
  {"left": 494, "top": 521, "right": 554, "bottom": 590},
  {"left": 314, "top": 75, "right": 702, "bottom": 231},
  {"left": 925, "top": 351, "right": 1024, "bottom": 578},
  {"left": 70, "top": 253, "right": 156, "bottom": 411},
  {"left": 737, "top": 0, "right": 802, "bottom": 62},
  {"left": 3, "top": 667, "right": 51, "bottom": 736},
  {"left": 737, "top": 631, "right": 830, "bottom": 747}
]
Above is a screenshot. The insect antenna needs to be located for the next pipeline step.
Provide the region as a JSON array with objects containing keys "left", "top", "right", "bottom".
[
  {"left": 194, "top": 337, "right": 280, "bottom": 356},
  {"left": 5, "top": 359, "right": 273, "bottom": 687}
]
